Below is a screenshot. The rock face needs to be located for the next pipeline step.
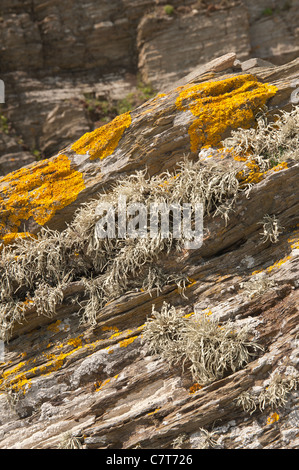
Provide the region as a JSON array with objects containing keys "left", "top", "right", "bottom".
[
  {"left": 1, "top": 0, "right": 299, "bottom": 176},
  {"left": 0, "top": 56, "right": 298, "bottom": 449}
]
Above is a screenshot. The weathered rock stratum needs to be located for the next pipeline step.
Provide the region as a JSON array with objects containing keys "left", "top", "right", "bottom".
[
  {"left": 0, "top": 54, "right": 298, "bottom": 449},
  {"left": 0, "top": 0, "right": 299, "bottom": 176}
]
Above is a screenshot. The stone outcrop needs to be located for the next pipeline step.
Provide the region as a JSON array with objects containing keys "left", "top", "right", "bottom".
[
  {"left": 0, "top": 0, "right": 299, "bottom": 176},
  {"left": 0, "top": 56, "right": 298, "bottom": 449}
]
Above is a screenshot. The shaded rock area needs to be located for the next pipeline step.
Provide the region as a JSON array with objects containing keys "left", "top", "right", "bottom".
[
  {"left": 0, "top": 55, "right": 298, "bottom": 449},
  {"left": 0, "top": 0, "right": 299, "bottom": 175}
]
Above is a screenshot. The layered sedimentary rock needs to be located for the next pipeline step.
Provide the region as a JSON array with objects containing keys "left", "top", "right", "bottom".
[
  {"left": 0, "top": 56, "right": 298, "bottom": 449},
  {"left": 1, "top": 0, "right": 299, "bottom": 175}
]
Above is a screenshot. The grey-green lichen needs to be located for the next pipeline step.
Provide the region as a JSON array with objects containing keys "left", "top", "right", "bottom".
[
  {"left": 143, "top": 302, "right": 262, "bottom": 385},
  {"left": 0, "top": 153, "right": 251, "bottom": 339},
  {"left": 236, "top": 371, "right": 298, "bottom": 415},
  {"left": 0, "top": 108, "right": 297, "bottom": 340},
  {"left": 223, "top": 106, "right": 299, "bottom": 166}
]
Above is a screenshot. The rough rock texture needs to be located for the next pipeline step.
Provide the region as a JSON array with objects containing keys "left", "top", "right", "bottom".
[
  {"left": 137, "top": 2, "right": 251, "bottom": 89},
  {"left": 0, "top": 56, "right": 298, "bottom": 449},
  {"left": 1, "top": 0, "right": 299, "bottom": 175}
]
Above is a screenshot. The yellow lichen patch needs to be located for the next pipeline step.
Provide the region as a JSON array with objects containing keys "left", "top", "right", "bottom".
[
  {"left": 67, "top": 336, "right": 83, "bottom": 349},
  {"left": 102, "top": 326, "right": 119, "bottom": 335},
  {"left": 9, "top": 376, "right": 32, "bottom": 395},
  {"left": 118, "top": 336, "right": 138, "bottom": 348},
  {"left": 272, "top": 161, "right": 288, "bottom": 171},
  {"left": 0, "top": 361, "right": 30, "bottom": 395},
  {"left": 158, "top": 173, "right": 180, "bottom": 190},
  {"left": 183, "top": 312, "right": 195, "bottom": 319},
  {"left": 109, "top": 331, "right": 122, "bottom": 340},
  {"left": 176, "top": 75, "right": 277, "bottom": 153},
  {"left": 39, "top": 335, "right": 84, "bottom": 376},
  {"left": 267, "top": 412, "right": 280, "bottom": 425},
  {"left": 237, "top": 160, "right": 265, "bottom": 185},
  {"left": 47, "top": 320, "right": 62, "bottom": 333},
  {"left": 84, "top": 338, "right": 103, "bottom": 351},
  {"left": 1, "top": 361, "right": 26, "bottom": 380},
  {"left": 108, "top": 328, "right": 134, "bottom": 342},
  {"left": 71, "top": 112, "right": 131, "bottom": 160},
  {"left": 0, "top": 334, "right": 87, "bottom": 395},
  {"left": 186, "top": 278, "right": 197, "bottom": 288},
  {"left": 266, "top": 256, "right": 292, "bottom": 273},
  {"left": 238, "top": 160, "right": 288, "bottom": 187},
  {"left": 147, "top": 408, "right": 160, "bottom": 416},
  {"left": 202, "top": 309, "right": 213, "bottom": 317},
  {"left": 233, "top": 155, "right": 248, "bottom": 163},
  {"left": 0, "top": 154, "right": 85, "bottom": 237},
  {"left": 95, "top": 374, "right": 119, "bottom": 392},
  {"left": 1, "top": 232, "right": 37, "bottom": 246},
  {"left": 189, "top": 383, "right": 202, "bottom": 394},
  {"left": 288, "top": 229, "right": 299, "bottom": 250},
  {"left": 95, "top": 378, "right": 110, "bottom": 392},
  {"left": 252, "top": 255, "right": 292, "bottom": 275}
]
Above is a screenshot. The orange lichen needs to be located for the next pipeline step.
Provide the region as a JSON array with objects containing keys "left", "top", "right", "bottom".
[
  {"left": 47, "top": 320, "right": 62, "bottom": 333},
  {"left": 202, "top": 309, "right": 213, "bottom": 317},
  {"left": 102, "top": 326, "right": 118, "bottom": 332},
  {"left": 37, "top": 335, "right": 84, "bottom": 376},
  {"left": 266, "top": 256, "right": 292, "bottom": 273},
  {"left": 0, "top": 153, "right": 85, "bottom": 237},
  {"left": 118, "top": 336, "right": 138, "bottom": 348},
  {"left": 95, "top": 374, "right": 118, "bottom": 392},
  {"left": 95, "top": 378, "right": 111, "bottom": 392},
  {"left": 252, "top": 255, "right": 292, "bottom": 275},
  {"left": 147, "top": 408, "right": 160, "bottom": 416},
  {"left": 267, "top": 412, "right": 280, "bottom": 425},
  {"left": 183, "top": 312, "right": 195, "bottom": 319},
  {"left": 288, "top": 233, "right": 299, "bottom": 250},
  {"left": 189, "top": 383, "right": 203, "bottom": 394},
  {"left": 109, "top": 331, "right": 122, "bottom": 340},
  {"left": 158, "top": 173, "right": 180, "bottom": 190},
  {"left": 2, "top": 361, "right": 26, "bottom": 380},
  {"left": 71, "top": 112, "right": 131, "bottom": 160},
  {"left": 233, "top": 155, "right": 248, "bottom": 162},
  {"left": 67, "top": 336, "right": 83, "bottom": 349},
  {"left": 237, "top": 160, "right": 288, "bottom": 187},
  {"left": 237, "top": 160, "right": 265, "bottom": 185},
  {"left": 102, "top": 326, "right": 119, "bottom": 337},
  {"left": 186, "top": 278, "right": 197, "bottom": 288},
  {"left": 0, "top": 333, "right": 85, "bottom": 395},
  {"left": 0, "top": 361, "right": 30, "bottom": 394},
  {"left": 1, "top": 232, "right": 37, "bottom": 245},
  {"left": 176, "top": 75, "right": 277, "bottom": 153},
  {"left": 272, "top": 161, "right": 288, "bottom": 171}
]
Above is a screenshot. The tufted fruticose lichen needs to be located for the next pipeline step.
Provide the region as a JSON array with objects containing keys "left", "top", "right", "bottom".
[
  {"left": 175, "top": 74, "right": 277, "bottom": 153},
  {"left": 71, "top": 111, "right": 132, "bottom": 160},
  {"left": 0, "top": 154, "right": 85, "bottom": 238}
]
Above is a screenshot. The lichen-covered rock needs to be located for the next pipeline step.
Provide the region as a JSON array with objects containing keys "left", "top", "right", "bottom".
[
  {"left": 3, "top": 55, "right": 296, "bottom": 239},
  {"left": 1, "top": 1, "right": 299, "bottom": 175},
  {"left": 0, "top": 56, "right": 298, "bottom": 449}
]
